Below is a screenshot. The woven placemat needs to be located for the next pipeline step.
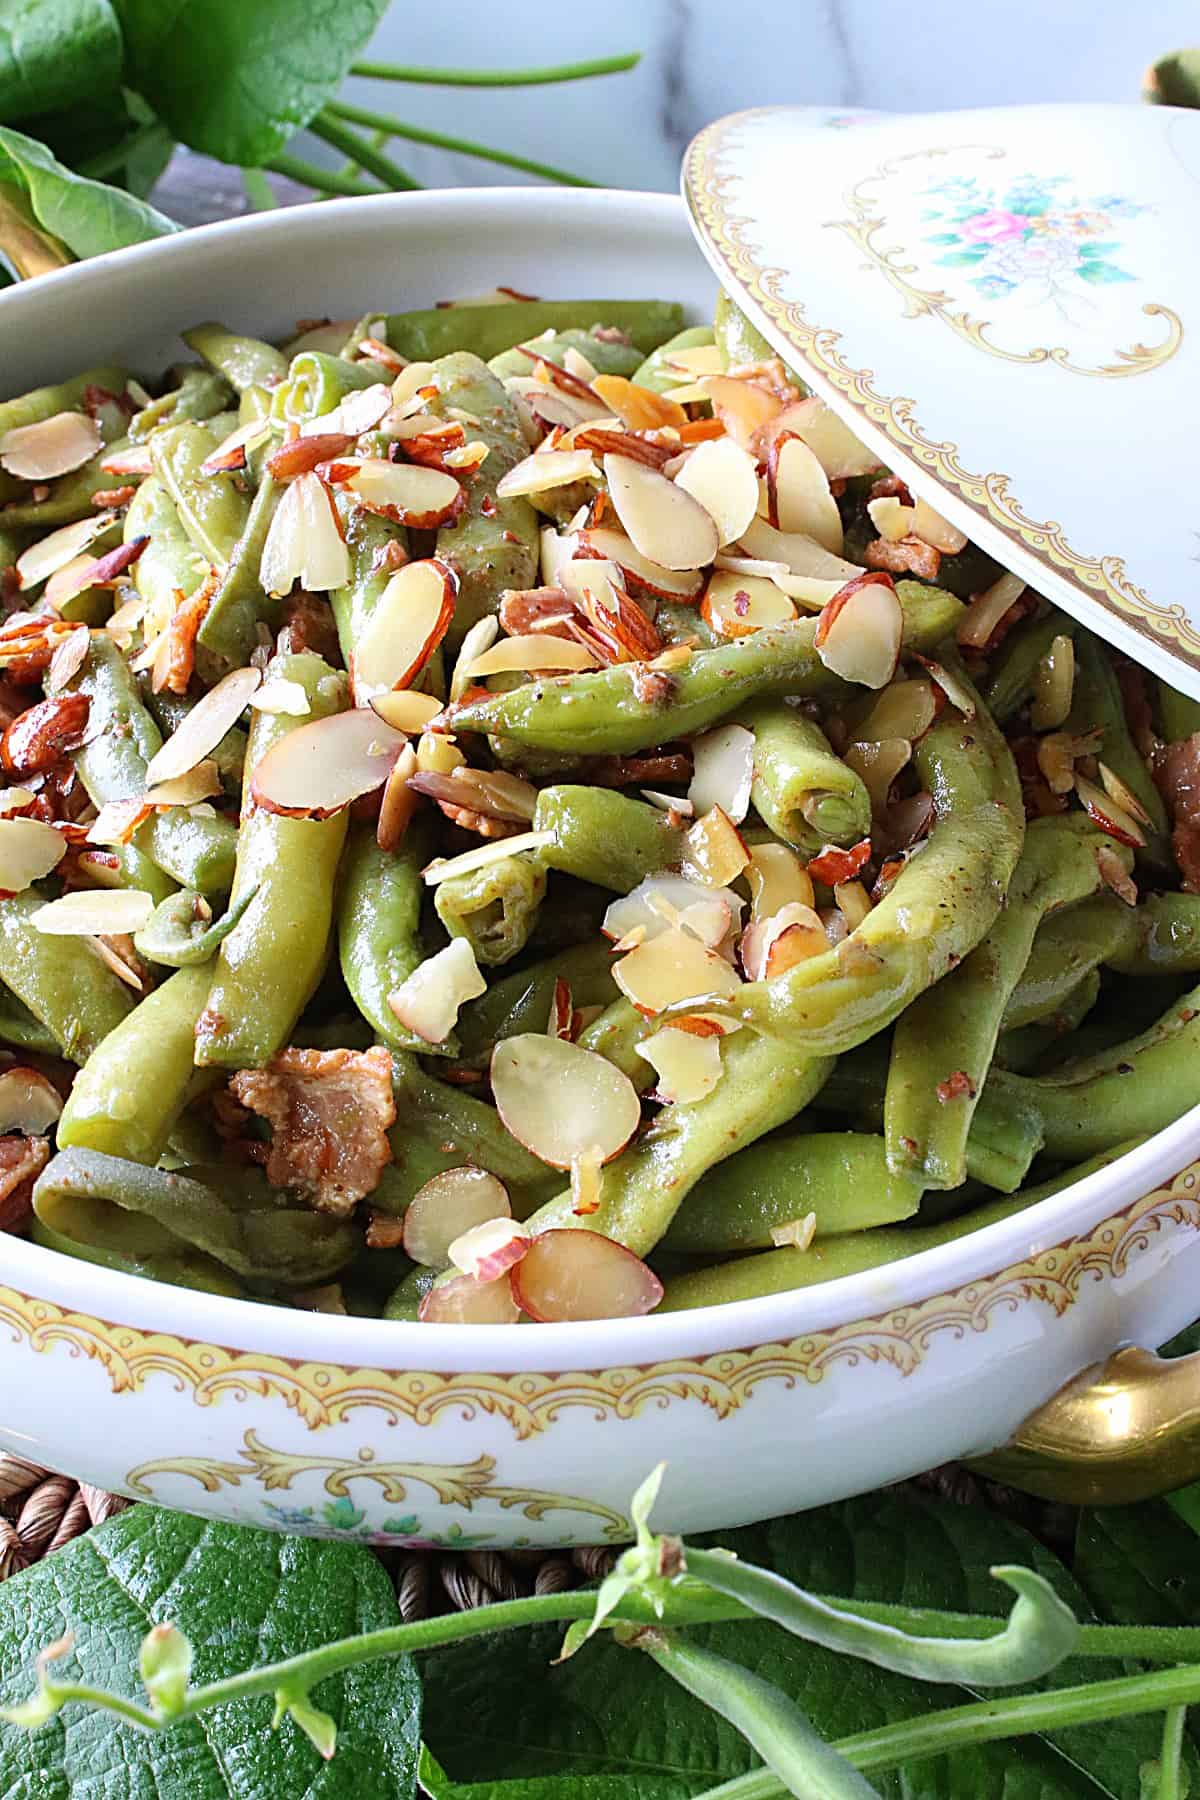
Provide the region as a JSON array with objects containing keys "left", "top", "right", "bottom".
[{"left": 0, "top": 1454, "right": 1073, "bottom": 1619}]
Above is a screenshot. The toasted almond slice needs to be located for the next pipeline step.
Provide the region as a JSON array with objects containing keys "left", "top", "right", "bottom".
[
  {"left": 496, "top": 449, "right": 600, "bottom": 501},
  {"left": 604, "top": 453, "right": 719, "bottom": 572},
  {"left": 699, "top": 374, "right": 783, "bottom": 454},
  {"left": 700, "top": 570, "right": 796, "bottom": 638},
  {"left": 603, "top": 875, "right": 741, "bottom": 950},
  {"left": 299, "top": 383, "right": 391, "bottom": 439},
  {"left": 0, "top": 788, "right": 36, "bottom": 819},
  {"left": 504, "top": 376, "right": 609, "bottom": 429},
  {"left": 388, "top": 361, "right": 437, "bottom": 409},
  {"left": 143, "top": 761, "right": 222, "bottom": 807},
  {"left": 636, "top": 1026, "right": 724, "bottom": 1104},
  {"left": 0, "top": 816, "right": 66, "bottom": 894},
  {"left": 259, "top": 471, "right": 349, "bottom": 597},
  {"left": 673, "top": 436, "right": 760, "bottom": 547},
  {"left": 402, "top": 1167, "right": 511, "bottom": 1267},
  {"left": 688, "top": 723, "right": 754, "bottom": 824},
  {"left": 145, "top": 666, "right": 261, "bottom": 786},
  {"left": 768, "top": 435, "right": 843, "bottom": 551},
  {"left": 252, "top": 708, "right": 407, "bottom": 818},
  {"left": 448, "top": 1216, "right": 531, "bottom": 1282},
  {"left": 857, "top": 678, "right": 937, "bottom": 743},
  {"left": 321, "top": 457, "right": 464, "bottom": 529},
  {"left": 745, "top": 842, "right": 814, "bottom": 920},
  {"left": 421, "top": 829, "right": 554, "bottom": 887},
  {"left": 388, "top": 937, "right": 487, "bottom": 1043},
  {"left": 591, "top": 373, "right": 687, "bottom": 431},
  {"left": 814, "top": 575, "right": 902, "bottom": 689},
  {"left": 867, "top": 495, "right": 915, "bottom": 543},
  {"left": 15, "top": 511, "right": 117, "bottom": 593},
  {"left": 667, "top": 344, "right": 723, "bottom": 376},
  {"left": 45, "top": 623, "right": 92, "bottom": 693},
  {"left": 845, "top": 737, "right": 912, "bottom": 814},
  {"left": 419, "top": 1270, "right": 521, "bottom": 1325},
  {"left": 1097, "top": 759, "right": 1152, "bottom": 826},
  {"left": 1098, "top": 842, "right": 1138, "bottom": 906},
  {"left": 0, "top": 1067, "right": 63, "bottom": 1133},
  {"left": 85, "top": 798, "right": 152, "bottom": 847},
  {"left": 912, "top": 498, "right": 967, "bottom": 554},
  {"left": 956, "top": 571, "right": 1027, "bottom": 649},
  {"left": 764, "top": 398, "right": 879, "bottom": 479},
  {"left": 465, "top": 634, "right": 598, "bottom": 678},
  {"left": 201, "top": 418, "right": 273, "bottom": 475},
  {"left": 369, "top": 688, "right": 443, "bottom": 734},
  {"left": 511, "top": 1230, "right": 662, "bottom": 1322},
  {"left": 248, "top": 677, "right": 311, "bottom": 717},
  {"left": 912, "top": 653, "right": 977, "bottom": 721},
  {"left": 683, "top": 805, "right": 751, "bottom": 887},
  {"left": 0, "top": 411, "right": 102, "bottom": 481},
  {"left": 491, "top": 1033, "right": 641, "bottom": 1168},
  {"left": 770, "top": 1211, "right": 818, "bottom": 1251},
  {"left": 31, "top": 887, "right": 154, "bottom": 935},
  {"left": 578, "top": 526, "right": 703, "bottom": 601},
  {"left": 736, "top": 515, "right": 864, "bottom": 581},
  {"left": 740, "top": 901, "right": 826, "bottom": 980},
  {"left": 351, "top": 558, "right": 457, "bottom": 701},
  {"left": 539, "top": 526, "right": 577, "bottom": 588},
  {"left": 614, "top": 925, "right": 742, "bottom": 1015},
  {"left": 1075, "top": 773, "right": 1145, "bottom": 848}
]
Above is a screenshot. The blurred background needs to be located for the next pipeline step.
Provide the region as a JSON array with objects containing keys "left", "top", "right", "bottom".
[{"left": 159, "top": 0, "right": 1200, "bottom": 220}]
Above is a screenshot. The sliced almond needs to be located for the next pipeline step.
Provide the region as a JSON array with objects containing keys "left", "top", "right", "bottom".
[
  {"left": 591, "top": 373, "right": 686, "bottom": 431},
  {"left": 0, "top": 411, "right": 102, "bottom": 481},
  {"left": 844, "top": 737, "right": 912, "bottom": 814},
  {"left": 636, "top": 1026, "right": 723, "bottom": 1104},
  {"left": 688, "top": 724, "right": 754, "bottom": 825},
  {"left": 814, "top": 575, "right": 902, "bottom": 689},
  {"left": 388, "top": 937, "right": 487, "bottom": 1043},
  {"left": 259, "top": 471, "right": 350, "bottom": 597},
  {"left": 85, "top": 798, "right": 152, "bottom": 847},
  {"left": 510, "top": 1230, "right": 662, "bottom": 1322},
  {"left": 770, "top": 1212, "right": 818, "bottom": 1251},
  {"left": 603, "top": 875, "right": 740, "bottom": 951},
  {"left": 614, "top": 925, "right": 742, "bottom": 1016},
  {"left": 737, "top": 515, "right": 863, "bottom": 581},
  {"left": 419, "top": 1270, "right": 521, "bottom": 1325},
  {"left": 370, "top": 688, "right": 443, "bottom": 734},
  {"left": 768, "top": 435, "right": 843, "bottom": 552},
  {"left": 857, "top": 678, "right": 937, "bottom": 743},
  {"left": 740, "top": 901, "right": 827, "bottom": 980},
  {"left": 447, "top": 1216, "right": 531, "bottom": 1282},
  {"left": 504, "top": 377, "right": 608, "bottom": 430},
  {"left": 745, "top": 842, "right": 814, "bottom": 920},
  {"left": 251, "top": 707, "right": 406, "bottom": 818},
  {"left": 496, "top": 449, "right": 599, "bottom": 500},
  {"left": 464, "top": 634, "right": 598, "bottom": 678},
  {"left": 1075, "top": 773, "right": 1145, "bottom": 848},
  {"left": 299, "top": 383, "right": 391, "bottom": 439},
  {"left": 202, "top": 418, "right": 273, "bottom": 475},
  {"left": 672, "top": 437, "right": 760, "bottom": 546},
  {"left": 1097, "top": 760, "right": 1152, "bottom": 827},
  {"left": 956, "top": 571, "right": 1026, "bottom": 649},
  {"left": 491, "top": 1033, "right": 641, "bottom": 1169},
  {"left": 700, "top": 570, "right": 796, "bottom": 638},
  {"left": 31, "top": 887, "right": 154, "bottom": 935},
  {"left": 603, "top": 453, "right": 719, "bottom": 572},
  {"left": 403, "top": 1167, "right": 511, "bottom": 1268},
  {"left": 867, "top": 496, "right": 914, "bottom": 543},
  {"left": 249, "top": 677, "right": 311, "bottom": 717},
  {"left": 143, "top": 761, "right": 222, "bottom": 807},
  {"left": 699, "top": 374, "right": 782, "bottom": 454},
  {"left": 0, "top": 816, "right": 66, "bottom": 894},
  {"left": 0, "top": 1067, "right": 63, "bottom": 1133},
  {"left": 15, "top": 511, "right": 116, "bottom": 593},
  {"left": 683, "top": 804, "right": 751, "bottom": 886},
  {"left": 912, "top": 498, "right": 967, "bottom": 554},
  {"left": 764, "top": 398, "right": 879, "bottom": 479},
  {"left": 578, "top": 527, "right": 704, "bottom": 602},
  {"left": 145, "top": 665, "right": 261, "bottom": 786},
  {"left": 321, "top": 457, "right": 464, "bottom": 528},
  {"left": 421, "top": 829, "right": 553, "bottom": 887},
  {"left": 388, "top": 361, "right": 437, "bottom": 409},
  {"left": 351, "top": 558, "right": 457, "bottom": 701}
]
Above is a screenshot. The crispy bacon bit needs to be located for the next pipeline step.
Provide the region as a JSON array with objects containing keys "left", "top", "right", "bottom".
[
  {"left": 0, "top": 1134, "right": 50, "bottom": 1233},
  {"left": 153, "top": 574, "right": 218, "bottom": 694},
  {"left": 267, "top": 431, "right": 356, "bottom": 480},
  {"left": 864, "top": 535, "right": 942, "bottom": 582},
  {"left": 1174, "top": 826, "right": 1200, "bottom": 895},
  {"left": 91, "top": 485, "right": 137, "bottom": 509},
  {"left": 277, "top": 591, "right": 341, "bottom": 661},
  {"left": 807, "top": 838, "right": 872, "bottom": 886},
  {"left": 936, "top": 1070, "right": 977, "bottom": 1103},
  {"left": 867, "top": 473, "right": 914, "bottom": 507},
  {"left": 1, "top": 692, "right": 90, "bottom": 777},
  {"left": 1157, "top": 733, "right": 1200, "bottom": 831},
  {"left": 587, "top": 749, "right": 693, "bottom": 788},
  {"left": 229, "top": 1045, "right": 397, "bottom": 1217}
]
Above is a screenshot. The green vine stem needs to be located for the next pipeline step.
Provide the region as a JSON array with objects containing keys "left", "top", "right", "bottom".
[
  {"left": 347, "top": 53, "right": 639, "bottom": 86},
  {"left": 306, "top": 115, "right": 420, "bottom": 191},
  {"left": 1156, "top": 1705, "right": 1188, "bottom": 1800},
  {"left": 264, "top": 153, "right": 374, "bottom": 198},
  {"left": 322, "top": 100, "right": 596, "bottom": 186}
]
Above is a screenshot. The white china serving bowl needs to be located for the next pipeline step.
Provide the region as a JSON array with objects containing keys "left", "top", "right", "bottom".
[{"left": 2, "top": 188, "right": 1200, "bottom": 1548}]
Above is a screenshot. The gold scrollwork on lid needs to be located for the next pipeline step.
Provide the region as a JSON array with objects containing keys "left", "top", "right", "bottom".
[
  {"left": 831, "top": 146, "right": 1183, "bottom": 380},
  {"left": 685, "top": 112, "right": 1200, "bottom": 676}
]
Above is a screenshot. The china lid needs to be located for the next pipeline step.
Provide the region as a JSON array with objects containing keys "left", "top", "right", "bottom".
[{"left": 682, "top": 102, "right": 1200, "bottom": 697}]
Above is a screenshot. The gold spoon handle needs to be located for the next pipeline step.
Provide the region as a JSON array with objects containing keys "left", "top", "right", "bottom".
[{"left": 972, "top": 1346, "right": 1200, "bottom": 1505}]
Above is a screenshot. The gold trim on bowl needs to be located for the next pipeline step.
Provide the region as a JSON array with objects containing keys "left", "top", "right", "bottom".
[{"left": 685, "top": 110, "right": 1200, "bottom": 675}]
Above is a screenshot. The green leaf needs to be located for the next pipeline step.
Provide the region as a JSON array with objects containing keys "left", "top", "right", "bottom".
[
  {"left": 420, "top": 1491, "right": 1190, "bottom": 1799},
  {"left": 112, "top": 0, "right": 392, "bottom": 165},
  {"left": 1145, "top": 48, "right": 1200, "bottom": 107},
  {"left": 0, "top": 0, "right": 123, "bottom": 123},
  {"left": 1076, "top": 262, "right": 1134, "bottom": 284},
  {"left": 0, "top": 123, "right": 176, "bottom": 265},
  {"left": 1075, "top": 1503, "right": 1200, "bottom": 1634},
  {"left": 935, "top": 248, "right": 991, "bottom": 266},
  {"left": 0, "top": 1506, "right": 421, "bottom": 1797}
]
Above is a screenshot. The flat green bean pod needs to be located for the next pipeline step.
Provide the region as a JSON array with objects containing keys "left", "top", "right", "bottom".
[{"left": 383, "top": 299, "right": 684, "bottom": 362}]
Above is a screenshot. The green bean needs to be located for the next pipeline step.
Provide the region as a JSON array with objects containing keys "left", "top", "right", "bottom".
[
  {"left": 148, "top": 417, "right": 249, "bottom": 570},
  {"left": 662, "top": 667, "right": 1024, "bottom": 1056},
  {"left": 338, "top": 818, "right": 437, "bottom": 1053},
  {"left": 70, "top": 635, "right": 237, "bottom": 897},
  {"left": 982, "top": 611, "right": 1077, "bottom": 722},
  {"left": 43, "top": 516, "right": 122, "bottom": 624},
  {"left": 274, "top": 349, "right": 381, "bottom": 425},
  {"left": 0, "top": 985, "right": 66, "bottom": 1055},
  {"left": 125, "top": 475, "right": 210, "bottom": 627},
  {"left": 435, "top": 849, "right": 546, "bottom": 965},
  {"left": 33, "top": 1149, "right": 355, "bottom": 1286},
  {"left": 1157, "top": 677, "right": 1200, "bottom": 743},
  {"left": 534, "top": 785, "right": 682, "bottom": 890},
  {"left": 449, "top": 581, "right": 965, "bottom": 755},
  {"left": 30, "top": 1208, "right": 245, "bottom": 1297},
  {"left": 631, "top": 326, "right": 714, "bottom": 394},
  {"left": 0, "top": 890, "right": 135, "bottom": 1061},
  {"left": 660, "top": 1143, "right": 1140, "bottom": 1310},
  {"left": 0, "top": 366, "right": 126, "bottom": 440},
  {"left": 330, "top": 500, "right": 410, "bottom": 665},
  {"left": 0, "top": 442, "right": 137, "bottom": 528},
  {"left": 374, "top": 1050, "right": 556, "bottom": 1217},
  {"left": 714, "top": 291, "right": 778, "bottom": 370},
  {"left": 487, "top": 327, "right": 644, "bottom": 380},
  {"left": 526, "top": 1033, "right": 835, "bottom": 1255},
  {"left": 133, "top": 886, "right": 258, "bottom": 968},
  {"left": 56, "top": 963, "right": 216, "bottom": 1163},
  {"left": 455, "top": 938, "right": 618, "bottom": 1065},
  {"left": 424, "top": 352, "right": 539, "bottom": 647},
  {"left": 195, "top": 471, "right": 284, "bottom": 676},
  {"left": 995, "top": 967, "right": 1102, "bottom": 1072},
  {"left": 182, "top": 322, "right": 289, "bottom": 393},
  {"left": 194, "top": 651, "right": 349, "bottom": 1068},
  {"left": 884, "top": 818, "right": 1123, "bottom": 1188},
  {"left": 578, "top": 996, "right": 651, "bottom": 1084},
  {"left": 383, "top": 299, "right": 685, "bottom": 363},
  {"left": 743, "top": 701, "right": 871, "bottom": 849},
  {"left": 382, "top": 1263, "right": 437, "bottom": 1321},
  {"left": 1067, "top": 629, "right": 1169, "bottom": 857},
  {"left": 1111, "top": 892, "right": 1200, "bottom": 974},
  {"left": 129, "top": 366, "right": 234, "bottom": 440},
  {"left": 664, "top": 1132, "right": 923, "bottom": 1253},
  {"left": 0, "top": 524, "right": 30, "bottom": 574},
  {"left": 140, "top": 684, "right": 246, "bottom": 802},
  {"left": 1001, "top": 890, "right": 1200, "bottom": 1030}
]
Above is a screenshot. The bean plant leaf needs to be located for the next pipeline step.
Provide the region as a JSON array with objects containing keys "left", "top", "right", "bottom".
[
  {"left": 0, "top": 0, "right": 124, "bottom": 123},
  {"left": 1144, "top": 49, "right": 1200, "bottom": 108},
  {"left": 111, "top": 0, "right": 392, "bottom": 165},
  {"left": 420, "top": 1489, "right": 1192, "bottom": 1799},
  {"left": 0, "top": 1505, "right": 421, "bottom": 1798},
  {"left": 0, "top": 123, "right": 175, "bottom": 271}
]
